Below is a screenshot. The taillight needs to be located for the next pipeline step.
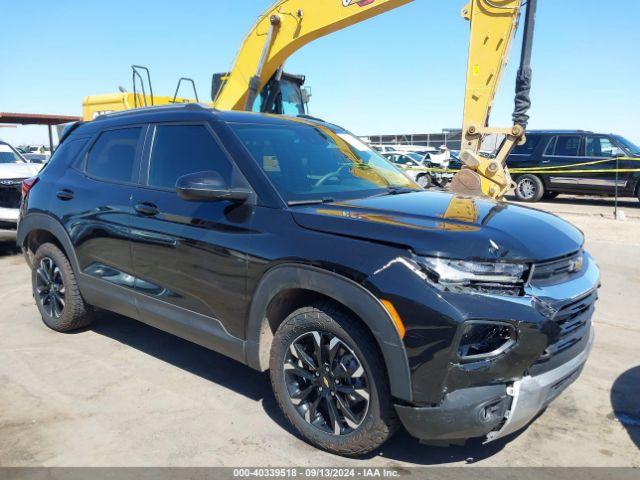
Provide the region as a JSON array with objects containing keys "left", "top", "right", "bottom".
[{"left": 21, "top": 176, "right": 39, "bottom": 198}]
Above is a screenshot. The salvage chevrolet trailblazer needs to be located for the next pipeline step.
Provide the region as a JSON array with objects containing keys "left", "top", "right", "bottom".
[{"left": 17, "top": 105, "right": 599, "bottom": 456}]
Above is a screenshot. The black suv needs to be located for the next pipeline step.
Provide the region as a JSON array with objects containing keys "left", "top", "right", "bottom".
[
  {"left": 18, "top": 105, "right": 599, "bottom": 456},
  {"left": 508, "top": 130, "right": 640, "bottom": 202}
]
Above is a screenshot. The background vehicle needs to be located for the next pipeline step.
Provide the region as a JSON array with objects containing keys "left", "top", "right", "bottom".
[
  {"left": 382, "top": 151, "right": 453, "bottom": 188},
  {"left": 371, "top": 145, "right": 398, "bottom": 154},
  {"left": 18, "top": 105, "right": 598, "bottom": 456},
  {"left": 23, "top": 153, "right": 49, "bottom": 164},
  {"left": 0, "top": 140, "right": 42, "bottom": 234},
  {"left": 507, "top": 130, "right": 640, "bottom": 202}
]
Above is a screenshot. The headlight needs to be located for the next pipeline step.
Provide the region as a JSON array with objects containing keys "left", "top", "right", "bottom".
[{"left": 418, "top": 257, "right": 528, "bottom": 295}]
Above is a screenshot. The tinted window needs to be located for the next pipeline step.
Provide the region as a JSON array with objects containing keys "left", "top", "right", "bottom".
[
  {"left": 148, "top": 125, "right": 233, "bottom": 189},
  {"left": 553, "top": 136, "right": 581, "bottom": 157},
  {"left": 585, "top": 136, "right": 615, "bottom": 157},
  {"left": 231, "top": 123, "right": 418, "bottom": 203},
  {"left": 86, "top": 128, "right": 141, "bottom": 182},
  {"left": 544, "top": 137, "right": 557, "bottom": 156},
  {"left": 511, "top": 134, "right": 542, "bottom": 155},
  {"left": 41, "top": 137, "right": 88, "bottom": 173}
]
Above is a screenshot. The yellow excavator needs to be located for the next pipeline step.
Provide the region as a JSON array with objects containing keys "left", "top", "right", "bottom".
[{"left": 82, "top": 0, "right": 537, "bottom": 203}]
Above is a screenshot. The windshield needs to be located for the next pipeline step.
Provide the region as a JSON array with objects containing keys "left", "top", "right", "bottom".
[
  {"left": 613, "top": 135, "right": 640, "bottom": 156},
  {"left": 406, "top": 152, "right": 425, "bottom": 162},
  {"left": 231, "top": 121, "right": 420, "bottom": 203},
  {"left": 0, "top": 144, "right": 26, "bottom": 164}
]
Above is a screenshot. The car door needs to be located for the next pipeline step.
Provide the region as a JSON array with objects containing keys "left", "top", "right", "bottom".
[
  {"left": 580, "top": 135, "right": 626, "bottom": 193},
  {"left": 543, "top": 135, "right": 583, "bottom": 191},
  {"left": 59, "top": 126, "right": 144, "bottom": 319},
  {"left": 129, "top": 122, "right": 254, "bottom": 358}
]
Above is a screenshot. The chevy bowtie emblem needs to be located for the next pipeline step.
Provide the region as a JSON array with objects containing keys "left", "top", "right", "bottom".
[
  {"left": 342, "top": 0, "right": 377, "bottom": 7},
  {"left": 323, "top": 377, "right": 330, "bottom": 388}
]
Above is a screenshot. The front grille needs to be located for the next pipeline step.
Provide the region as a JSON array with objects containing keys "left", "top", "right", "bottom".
[
  {"left": 531, "top": 251, "right": 584, "bottom": 284},
  {"left": 531, "top": 290, "right": 596, "bottom": 374},
  {"left": 0, "top": 180, "right": 23, "bottom": 209}
]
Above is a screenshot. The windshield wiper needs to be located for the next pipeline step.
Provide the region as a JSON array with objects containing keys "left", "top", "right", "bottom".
[
  {"left": 373, "top": 186, "right": 418, "bottom": 197},
  {"left": 287, "top": 197, "right": 336, "bottom": 207}
]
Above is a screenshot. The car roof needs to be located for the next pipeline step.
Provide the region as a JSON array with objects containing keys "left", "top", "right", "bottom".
[
  {"left": 526, "top": 129, "right": 597, "bottom": 135},
  {"left": 74, "top": 104, "right": 344, "bottom": 137}
]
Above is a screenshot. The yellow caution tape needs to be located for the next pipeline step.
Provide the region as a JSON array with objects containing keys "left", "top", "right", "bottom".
[{"left": 401, "top": 157, "right": 640, "bottom": 175}]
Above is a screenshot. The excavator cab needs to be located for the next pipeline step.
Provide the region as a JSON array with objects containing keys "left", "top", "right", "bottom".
[{"left": 212, "top": 71, "right": 309, "bottom": 116}]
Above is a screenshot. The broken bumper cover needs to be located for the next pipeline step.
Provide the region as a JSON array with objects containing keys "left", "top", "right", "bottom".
[
  {"left": 485, "top": 325, "right": 594, "bottom": 442},
  {"left": 395, "top": 326, "right": 594, "bottom": 444}
]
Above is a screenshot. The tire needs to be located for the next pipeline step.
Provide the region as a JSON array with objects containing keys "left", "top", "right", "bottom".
[
  {"left": 32, "top": 242, "right": 93, "bottom": 332},
  {"left": 542, "top": 192, "right": 559, "bottom": 200},
  {"left": 514, "top": 174, "right": 545, "bottom": 202},
  {"left": 269, "top": 301, "right": 399, "bottom": 456},
  {"left": 416, "top": 174, "right": 431, "bottom": 189}
]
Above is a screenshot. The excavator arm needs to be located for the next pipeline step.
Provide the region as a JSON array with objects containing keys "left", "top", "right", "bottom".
[{"left": 213, "top": 0, "right": 534, "bottom": 200}]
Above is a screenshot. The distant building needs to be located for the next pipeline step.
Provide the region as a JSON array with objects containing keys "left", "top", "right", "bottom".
[{"left": 363, "top": 129, "right": 504, "bottom": 153}]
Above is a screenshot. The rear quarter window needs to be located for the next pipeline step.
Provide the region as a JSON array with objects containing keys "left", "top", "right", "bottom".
[{"left": 85, "top": 127, "right": 142, "bottom": 183}]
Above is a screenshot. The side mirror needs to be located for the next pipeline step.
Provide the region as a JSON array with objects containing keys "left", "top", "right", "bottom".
[
  {"left": 175, "top": 171, "right": 251, "bottom": 203},
  {"left": 610, "top": 147, "right": 625, "bottom": 158}
]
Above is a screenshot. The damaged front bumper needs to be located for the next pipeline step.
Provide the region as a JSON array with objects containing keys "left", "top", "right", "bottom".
[{"left": 395, "top": 323, "right": 594, "bottom": 445}]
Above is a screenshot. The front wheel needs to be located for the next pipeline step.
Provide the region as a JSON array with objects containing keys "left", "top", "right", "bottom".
[
  {"left": 269, "top": 302, "right": 398, "bottom": 456},
  {"left": 514, "top": 174, "right": 545, "bottom": 202},
  {"left": 416, "top": 174, "right": 431, "bottom": 189}
]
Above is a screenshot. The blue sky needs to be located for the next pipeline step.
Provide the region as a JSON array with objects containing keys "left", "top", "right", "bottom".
[{"left": 2, "top": 0, "right": 639, "bottom": 145}]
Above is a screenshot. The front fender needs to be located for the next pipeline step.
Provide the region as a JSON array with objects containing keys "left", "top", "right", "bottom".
[{"left": 244, "top": 264, "right": 413, "bottom": 402}]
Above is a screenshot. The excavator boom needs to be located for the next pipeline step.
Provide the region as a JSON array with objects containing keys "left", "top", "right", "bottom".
[
  {"left": 212, "top": 0, "right": 413, "bottom": 111},
  {"left": 213, "top": 0, "right": 530, "bottom": 200}
]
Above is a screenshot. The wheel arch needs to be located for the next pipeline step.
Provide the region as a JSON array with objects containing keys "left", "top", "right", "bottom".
[
  {"left": 245, "top": 264, "right": 413, "bottom": 402},
  {"left": 17, "top": 213, "right": 80, "bottom": 273}
]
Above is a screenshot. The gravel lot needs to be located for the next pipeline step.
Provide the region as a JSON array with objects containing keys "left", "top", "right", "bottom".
[{"left": 1, "top": 195, "right": 639, "bottom": 467}]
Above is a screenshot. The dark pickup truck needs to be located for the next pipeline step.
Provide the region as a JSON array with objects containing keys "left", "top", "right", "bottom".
[{"left": 508, "top": 130, "right": 640, "bottom": 202}]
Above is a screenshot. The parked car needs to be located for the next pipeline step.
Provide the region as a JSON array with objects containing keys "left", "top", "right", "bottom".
[
  {"left": 18, "top": 105, "right": 599, "bottom": 456},
  {"left": 507, "top": 130, "right": 640, "bottom": 202},
  {"left": 383, "top": 151, "right": 453, "bottom": 188},
  {"left": 371, "top": 144, "right": 397, "bottom": 154},
  {"left": 0, "top": 140, "right": 42, "bottom": 235},
  {"left": 23, "top": 153, "right": 50, "bottom": 164}
]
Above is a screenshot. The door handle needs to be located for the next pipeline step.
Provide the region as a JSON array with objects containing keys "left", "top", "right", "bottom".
[
  {"left": 56, "top": 189, "right": 74, "bottom": 201},
  {"left": 134, "top": 202, "right": 160, "bottom": 216}
]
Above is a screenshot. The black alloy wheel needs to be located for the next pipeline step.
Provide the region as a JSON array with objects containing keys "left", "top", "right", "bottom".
[
  {"left": 283, "top": 330, "right": 370, "bottom": 435},
  {"left": 35, "top": 256, "right": 66, "bottom": 319}
]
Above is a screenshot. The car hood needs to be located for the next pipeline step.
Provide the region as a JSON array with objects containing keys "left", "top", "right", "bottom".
[
  {"left": 290, "top": 191, "right": 584, "bottom": 262},
  {"left": 0, "top": 162, "right": 42, "bottom": 179}
]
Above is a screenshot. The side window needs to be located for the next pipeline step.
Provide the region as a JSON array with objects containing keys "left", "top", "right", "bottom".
[
  {"left": 86, "top": 128, "right": 141, "bottom": 183},
  {"left": 585, "top": 136, "right": 615, "bottom": 157},
  {"left": 511, "top": 134, "right": 542, "bottom": 155},
  {"left": 148, "top": 125, "right": 234, "bottom": 189},
  {"left": 553, "top": 136, "right": 581, "bottom": 157},
  {"left": 41, "top": 137, "right": 88, "bottom": 172},
  {"left": 544, "top": 136, "right": 557, "bottom": 156}
]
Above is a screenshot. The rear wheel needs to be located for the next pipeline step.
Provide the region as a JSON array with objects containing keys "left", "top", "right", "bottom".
[
  {"left": 514, "top": 174, "right": 545, "bottom": 202},
  {"left": 269, "top": 302, "right": 398, "bottom": 456},
  {"left": 32, "top": 243, "right": 93, "bottom": 332}
]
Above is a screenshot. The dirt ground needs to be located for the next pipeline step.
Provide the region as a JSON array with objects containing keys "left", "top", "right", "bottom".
[{"left": 0, "top": 195, "right": 638, "bottom": 467}]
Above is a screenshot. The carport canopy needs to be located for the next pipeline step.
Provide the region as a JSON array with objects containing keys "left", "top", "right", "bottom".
[{"left": 0, "top": 112, "right": 82, "bottom": 152}]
